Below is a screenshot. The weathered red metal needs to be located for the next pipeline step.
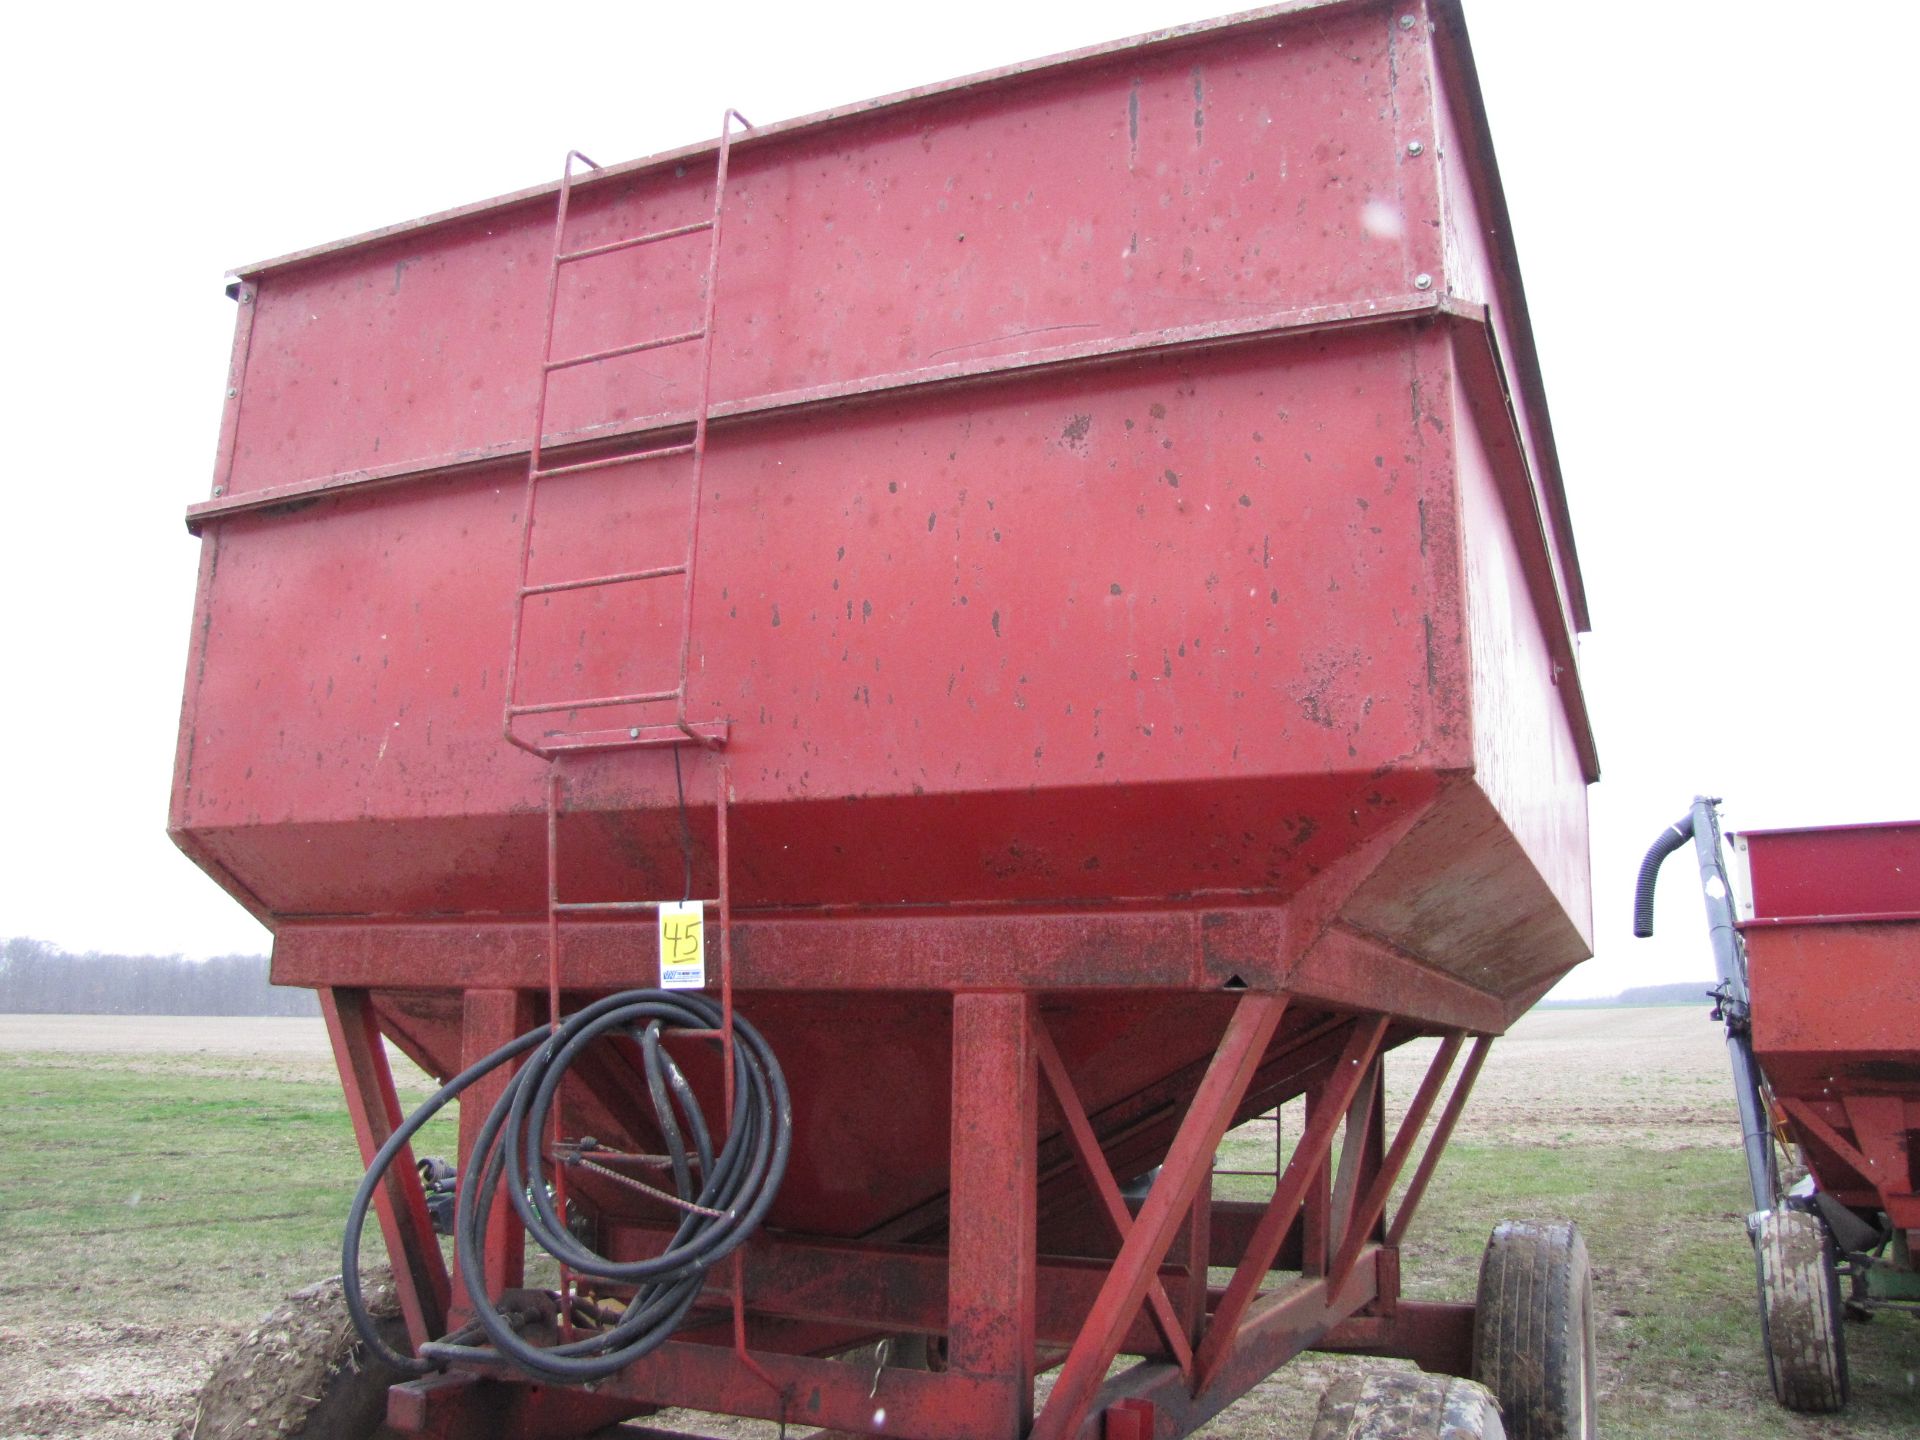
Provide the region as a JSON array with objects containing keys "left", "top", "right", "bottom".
[
  {"left": 1739, "top": 822, "right": 1920, "bottom": 1236},
  {"left": 322, "top": 988, "right": 450, "bottom": 1348},
  {"left": 172, "top": 1, "right": 1595, "bottom": 1435},
  {"left": 1742, "top": 820, "right": 1920, "bottom": 926}
]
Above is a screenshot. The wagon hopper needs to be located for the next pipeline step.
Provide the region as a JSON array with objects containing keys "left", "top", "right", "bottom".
[{"left": 172, "top": 3, "right": 1599, "bottom": 1437}]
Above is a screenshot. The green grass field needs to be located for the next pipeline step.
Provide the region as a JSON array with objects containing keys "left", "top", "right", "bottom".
[
  {"left": 0, "top": 1016, "right": 1914, "bottom": 1438},
  {"left": 0, "top": 1056, "right": 457, "bottom": 1331}
]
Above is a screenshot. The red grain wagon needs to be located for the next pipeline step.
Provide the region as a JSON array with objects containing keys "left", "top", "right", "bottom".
[
  {"left": 171, "top": 3, "right": 1599, "bottom": 1437},
  {"left": 1637, "top": 805, "right": 1919, "bottom": 1413}
]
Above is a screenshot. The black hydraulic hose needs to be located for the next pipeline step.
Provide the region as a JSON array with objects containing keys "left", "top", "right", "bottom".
[
  {"left": 341, "top": 990, "right": 791, "bottom": 1383},
  {"left": 1632, "top": 812, "right": 1695, "bottom": 937}
]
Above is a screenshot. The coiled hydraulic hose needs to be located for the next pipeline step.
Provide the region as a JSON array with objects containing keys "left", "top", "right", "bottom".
[
  {"left": 1632, "top": 812, "right": 1695, "bottom": 937},
  {"left": 341, "top": 990, "right": 790, "bottom": 1383}
]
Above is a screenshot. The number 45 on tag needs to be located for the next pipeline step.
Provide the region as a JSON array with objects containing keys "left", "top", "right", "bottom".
[{"left": 658, "top": 900, "right": 705, "bottom": 989}]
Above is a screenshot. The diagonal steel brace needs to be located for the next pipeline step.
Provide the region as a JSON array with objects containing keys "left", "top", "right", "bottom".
[
  {"left": 1191, "top": 1015, "right": 1386, "bottom": 1393},
  {"left": 1028, "top": 993, "right": 1288, "bottom": 1440},
  {"left": 1325, "top": 1032, "right": 1465, "bottom": 1293},
  {"left": 323, "top": 987, "right": 451, "bottom": 1349},
  {"left": 1387, "top": 1034, "right": 1491, "bottom": 1246},
  {"left": 1033, "top": 1017, "right": 1194, "bottom": 1373}
]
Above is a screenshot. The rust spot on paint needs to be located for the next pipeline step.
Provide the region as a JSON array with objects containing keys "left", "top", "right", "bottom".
[{"left": 1290, "top": 648, "right": 1362, "bottom": 729}]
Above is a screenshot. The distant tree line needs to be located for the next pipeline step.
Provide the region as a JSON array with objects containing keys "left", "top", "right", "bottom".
[
  {"left": 0, "top": 937, "right": 319, "bottom": 1016},
  {"left": 1539, "top": 980, "right": 1716, "bottom": 1010}
]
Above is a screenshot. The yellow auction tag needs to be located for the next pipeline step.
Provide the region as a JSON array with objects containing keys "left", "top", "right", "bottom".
[{"left": 658, "top": 901, "right": 705, "bottom": 989}]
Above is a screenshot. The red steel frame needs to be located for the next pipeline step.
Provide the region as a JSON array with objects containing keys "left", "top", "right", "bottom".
[{"left": 322, "top": 980, "right": 1493, "bottom": 1440}]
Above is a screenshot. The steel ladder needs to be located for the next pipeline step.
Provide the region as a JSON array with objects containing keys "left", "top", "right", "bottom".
[
  {"left": 496, "top": 111, "right": 760, "bottom": 1355},
  {"left": 503, "top": 111, "right": 750, "bottom": 759}
]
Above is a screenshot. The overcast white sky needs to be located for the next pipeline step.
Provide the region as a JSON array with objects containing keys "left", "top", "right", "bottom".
[{"left": 0, "top": 1, "right": 1913, "bottom": 999}]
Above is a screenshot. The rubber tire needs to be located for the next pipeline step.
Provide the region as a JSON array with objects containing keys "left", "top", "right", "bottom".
[
  {"left": 1311, "top": 1369, "right": 1506, "bottom": 1439},
  {"left": 1755, "top": 1207, "right": 1849, "bottom": 1412},
  {"left": 1470, "top": 1219, "right": 1596, "bottom": 1440},
  {"left": 178, "top": 1272, "right": 408, "bottom": 1440}
]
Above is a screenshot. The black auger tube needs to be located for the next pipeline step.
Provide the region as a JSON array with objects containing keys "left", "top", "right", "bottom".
[
  {"left": 1632, "top": 799, "right": 1779, "bottom": 1217},
  {"left": 341, "top": 990, "right": 791, "bottom": 1382},
  {"left": 1632, "top": 812, "right": 1695, "bottom": 937}
]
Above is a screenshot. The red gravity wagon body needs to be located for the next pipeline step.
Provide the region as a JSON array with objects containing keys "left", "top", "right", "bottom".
[
  {"left": 1638, "top": 806, "right": 1918, "bottom": 1412},
  {"left": 171, "top": 3, "right": 1597, "bottom": 1437},
  {"left": 1745, "top": 822, "right": 1920, "bottom": 1244}
]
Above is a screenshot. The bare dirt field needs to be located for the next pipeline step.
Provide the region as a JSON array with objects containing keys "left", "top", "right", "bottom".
[
  {"left": 1395, "top": 1007, "right": 1737, "bottom": 1150},
  {"left": 1, "top": 1008, "right": 1913, "bottom": 1440},
  {"left": 0, "top": 1015, "right": 335, "bottom": 1057}
]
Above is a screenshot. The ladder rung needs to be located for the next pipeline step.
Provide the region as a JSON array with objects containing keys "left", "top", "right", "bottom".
[
  {"left": 510, "top": 688, "right": 681, "bottom": 718},
  {"left": 547, "top": 330, "right": 704, "bottom": 373},
  {"left": 557, "top": 220, "right": 714, "bottom": 265},
  {"left": 533, "top": 444, "right": 696, "bottom": 481},
  {"left": 531, "top": 720, "right": 730, "bottom": 754},
  {"left": 520, "top": 563, "right": 686, "bottom": 599},
  {"left": 552, "top": 897, "right": 717, "bottom": 914}
]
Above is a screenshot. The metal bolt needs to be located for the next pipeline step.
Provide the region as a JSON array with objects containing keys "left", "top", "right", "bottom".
[
  {"left": 227, "top": 387, "right": 238, "bottom": 397},
  {"left": 1414, "top": 273, "right": 1433, "bottom": 290},
  {"left": 213, "top": 486, "right": 225, "bottom": 496},
  {"left": 1399, "top": 14, "right": 1415, "bottom": 28},
  {"left": 1406, "top": 140, "right": 1425, "bottom": 157},
  {"left": 628, "top": 727, "right": 641, "bottom": 739}
]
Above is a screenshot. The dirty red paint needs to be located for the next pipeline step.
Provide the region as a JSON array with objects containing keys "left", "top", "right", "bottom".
[
  {"left": 172, "top": 3, "right": 1594, "bottom": 1436},
  {"left": 1740, "top": 821, "right": 1920, "bottom": 1237}
]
